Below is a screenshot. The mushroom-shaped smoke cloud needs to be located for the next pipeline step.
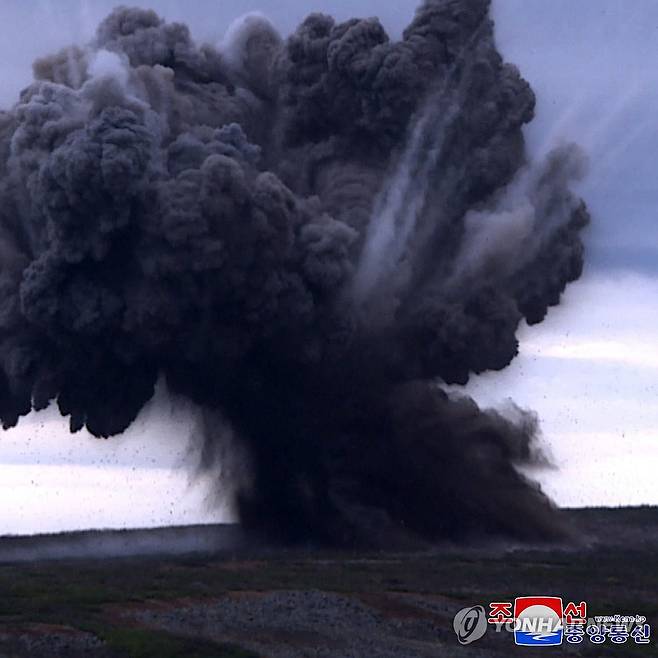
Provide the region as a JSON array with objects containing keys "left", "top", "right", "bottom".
[{"left": 0, "top": 0, "right": 589, "bottom": 544}]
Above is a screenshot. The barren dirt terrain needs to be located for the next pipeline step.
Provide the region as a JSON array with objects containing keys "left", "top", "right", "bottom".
[{"left": 0, "top": 508, "right": 656, "bottom": 657}]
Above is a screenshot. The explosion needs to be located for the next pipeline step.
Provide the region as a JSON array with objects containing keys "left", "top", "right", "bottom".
[{"left": 0, "top": 0, "right": 589, "bottom": 544}]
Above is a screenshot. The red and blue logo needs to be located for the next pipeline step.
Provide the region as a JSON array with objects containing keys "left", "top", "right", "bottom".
[{"left": 514, "top": 597, "right": 564, "bottom": 646}]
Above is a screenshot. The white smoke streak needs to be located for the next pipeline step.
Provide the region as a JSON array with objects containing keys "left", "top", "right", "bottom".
[
  {"left": 351, "top": 25, "right": 487, "bottom": 314},
  {"left": 351, "top": 81, "right": 462, "bottom": 310}
]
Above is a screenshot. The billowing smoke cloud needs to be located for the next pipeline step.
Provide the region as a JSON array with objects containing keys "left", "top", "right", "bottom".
[{"left": 0, "top": 0, "right": 589, "bottom": 544}]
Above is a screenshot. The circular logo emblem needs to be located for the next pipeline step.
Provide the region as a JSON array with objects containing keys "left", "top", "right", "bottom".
[{"left": 453, "top": 605, "right": 487, "bottom": 645}]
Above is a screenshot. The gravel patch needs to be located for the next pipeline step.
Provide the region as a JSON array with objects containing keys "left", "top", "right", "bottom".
[
  {"left": 127, "top": 590, "right": 446, "bottom": 657},
  {"left": 0, "top": 624, "right": 107, "bottom": 658}
]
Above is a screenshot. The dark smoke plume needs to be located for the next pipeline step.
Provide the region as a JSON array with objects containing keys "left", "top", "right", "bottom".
[{"left": 0, "top": 0, "right": 589, "bottom": 544}]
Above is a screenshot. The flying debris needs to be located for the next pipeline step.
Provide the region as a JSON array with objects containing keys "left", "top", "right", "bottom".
[{"left": 0, "top": 0, "right": 589, "bottom": 544}]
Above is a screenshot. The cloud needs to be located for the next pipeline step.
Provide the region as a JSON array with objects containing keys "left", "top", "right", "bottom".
[
  {"left": 0, "top": 463, "right": 227, "bottom": 535},
  {"left": 451, "top": 270, "right": 658, "bottom": 506},
  {"left": 522, "top": 339, "right": 658, "bottom": 370}
]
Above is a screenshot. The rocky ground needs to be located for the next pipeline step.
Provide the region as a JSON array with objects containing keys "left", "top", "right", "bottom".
[{"left": 0, "top": 508, "right": 657, "bottom": 657}]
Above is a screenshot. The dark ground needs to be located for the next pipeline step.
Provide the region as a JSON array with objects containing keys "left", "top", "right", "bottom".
[{"left": 0, "top": 507, "right": 656, "bottom": 657}]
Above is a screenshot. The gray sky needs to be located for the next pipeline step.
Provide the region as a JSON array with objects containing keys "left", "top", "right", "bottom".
[
  {"left": 0, "top": 1, "right": 655, "bottom": 272},
  {"left": 1, "top": 0, "right": 658, "bottom": 533},
  {"left": 0, "top": 1, "right": 415, "bottom": 105},
  {"left": 494, "top": 0, "right": 658, "bottom": 273}
]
